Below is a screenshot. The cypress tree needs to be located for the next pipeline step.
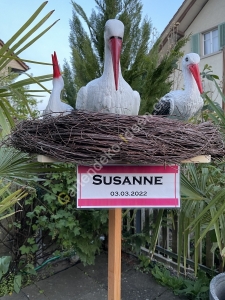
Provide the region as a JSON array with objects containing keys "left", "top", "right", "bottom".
[
  {"left": 63, "top": 0, "right": 188, "bottom": 113},
  {"left": 62, "top": 60, "right": 77, "bottom": 107}
]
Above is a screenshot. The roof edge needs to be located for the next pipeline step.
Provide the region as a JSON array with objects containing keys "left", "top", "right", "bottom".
[{"left": 0, "top": 39, "right": 29, "bottom": 71}]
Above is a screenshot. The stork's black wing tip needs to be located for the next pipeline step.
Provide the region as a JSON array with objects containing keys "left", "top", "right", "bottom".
[{"left": 152, "top": 99, "right": 170, "bottom": 116}]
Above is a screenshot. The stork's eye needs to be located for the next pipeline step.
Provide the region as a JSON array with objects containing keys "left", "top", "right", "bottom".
[
  {"left": 109, "top": 36, "right": 122, "bottom": 40},
  {"left": 185, "top": 57, "right": 189, "bottom": 62}
]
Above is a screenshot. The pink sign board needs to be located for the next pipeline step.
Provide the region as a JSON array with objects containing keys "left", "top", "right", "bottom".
[{"left": 77, "top": 165, "right": 180, "bottom": 208}]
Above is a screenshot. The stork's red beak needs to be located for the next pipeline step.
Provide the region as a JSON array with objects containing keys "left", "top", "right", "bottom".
[
  {"left": 109, "top": 37, "right": 122, "bottom": 90},
  {"left": 52, "top": 51, "right": 61, "bottom": 78},
  {"left": 189, "top": 64, "right": 203, "bottom": 94}
]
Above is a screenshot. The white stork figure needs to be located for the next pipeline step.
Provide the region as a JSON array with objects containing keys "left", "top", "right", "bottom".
[
  {"left": 153, "top": 53, "right": 204, "bottom": 120},
  {"left": 43, "top": 51, "right": 73, "bottom": 117},
  {"left": 76, "top": 19, "right": 140, "bottom": 115}
]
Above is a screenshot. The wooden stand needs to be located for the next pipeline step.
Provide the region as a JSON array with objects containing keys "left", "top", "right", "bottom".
[
  {"left": 108, "top": 208, "right": 122, "bottom": 300},
  {"left": 37, "top": 154, "right": 211, "bottom": 300},
  {"left": 37, "top": 154, "right": 211, "bottom": 164}
]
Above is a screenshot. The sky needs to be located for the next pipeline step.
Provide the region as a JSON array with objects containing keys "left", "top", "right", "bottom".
[{"left": 0, "top": 0, "right": 184, "bottom": 112}]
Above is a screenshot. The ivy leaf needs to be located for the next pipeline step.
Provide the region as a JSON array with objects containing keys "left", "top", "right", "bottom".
[
  {"left": 27, "top": 237, "right": 35, "bottom": 244},
  {"left": 14, "top": 274, "right": 22, "bottom": 294},
  {"left": 31, "top": 245, "right": 39, "bottom": 253},
  {"left": 25, "top": 263, "right": 37, "bottom": 275},
  {"left": 73, "top": 227, "right": 80, "bottom": 235},
  {"left": 0, "top": 256, "right": 11, "bottom": 279},
  {"left": 19, "top": 245, "right": 30, "bottom": 254},
  {"left": 26, "top": 211, "right": 35, "bottom": 219}
]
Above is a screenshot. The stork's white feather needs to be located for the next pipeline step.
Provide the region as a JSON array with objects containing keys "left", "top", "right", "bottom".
[
  {"left": 44, "top": 76, "right": 73, "bottom": 117},
  {"left": 76, "top": 19, "right": 140, "bottom": 116},
  {"left": 153, "top": 53, "right": 204, "bottom": 120},
  {"left": 43, "top": 52, "right": 73, "bottom": 117}
]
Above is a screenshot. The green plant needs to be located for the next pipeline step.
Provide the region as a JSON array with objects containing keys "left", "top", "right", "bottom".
[
  {"left": 137, "top": 254, "right": 152, "bottom": 273},
  {"left": 24, "top": 163, "right": 108, "bottom": 265},
  {"left": 178, "top": 69, "right": 225, "bottom": 274},
  {"left": 0, "top": 146, "right": 67, "bottom": 220},
  {"left": 13, "top": 274, "right": 22, "bottom": 294},
  {"left": 0, "top": 2, "right": 74, "bottom": 294},
  {"left": 0, "top": 256, "right": 11, "bottom": 280},
  {"left": 181, "top": 163, "right": 225, "bottom": 268},
  {"left": 0, "top": 182, "right": 28, "bottom": 219},
  {"left": 0, "top": 1, "right": 69, "bottom": 220},
  {"left": 2, "top": 273, "right": 34, "bottom": 297},
  {"left": 0, "top": 257, "right": 22, "bottom": 295},
  {"left": 122, "top": 231, "right": 151, "bottom": 254},
  {"left": 0, "top": 273, "right": 15, "bottom": 296},
  {"left": 19, "top": 238, "right": 39, "bottom": 256},
  {"left": 140, "top": 67, "right": 225, "bottom": 276},
  {"left": 0, "top": 1, "right": 57, "bottom": 137},
  {"left": 0, "top": 1, "right": 55, "bottom": 220},
  {"left": 151, "top": 264, "right": 184, "bottom": 291},
  {"left": 151, "top": 263, "right": 210, "bottom": 299},
  {"left": 175, "top": 270, "right": 210, "bottom": 299}
]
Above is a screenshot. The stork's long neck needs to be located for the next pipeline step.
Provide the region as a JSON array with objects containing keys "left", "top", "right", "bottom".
[
  {"left": 49, "top": 78, "right": 62, "bottom": 104},
  {"left": 183, "top": 65, "right": 200, "bottom": 95}
]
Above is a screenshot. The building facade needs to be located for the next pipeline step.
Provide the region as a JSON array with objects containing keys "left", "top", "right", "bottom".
[{"left": 159, "top": 0, "right": 225, "bottom": 106}]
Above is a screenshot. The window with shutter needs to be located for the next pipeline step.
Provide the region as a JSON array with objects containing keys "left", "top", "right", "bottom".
[
  {"left": 191, "top": 33, "right": 200, "bottom": 54},
  {"left": 203, "top": 29, "right": 219, "bottom": 55},
  {"left": 219, "top": 22, "right": 225, "bottom": 49}
]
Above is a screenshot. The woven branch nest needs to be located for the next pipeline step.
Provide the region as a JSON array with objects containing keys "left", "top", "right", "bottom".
[{"left": 8, "top": 110, "right": 225, "bottom": 165}]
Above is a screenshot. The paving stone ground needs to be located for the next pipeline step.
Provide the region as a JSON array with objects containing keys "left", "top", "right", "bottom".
[{"left": 0, "top": 252, "right": 183, "bottom": 300}]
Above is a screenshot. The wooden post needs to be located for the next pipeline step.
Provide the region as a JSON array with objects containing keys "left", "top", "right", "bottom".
[{"left": 108, "top": 208, "right": 122, "bottom": 300}]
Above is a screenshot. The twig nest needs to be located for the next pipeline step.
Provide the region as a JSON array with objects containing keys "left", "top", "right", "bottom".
[{"left": 8, "top": 110, "right": 225, "bottom": 164}]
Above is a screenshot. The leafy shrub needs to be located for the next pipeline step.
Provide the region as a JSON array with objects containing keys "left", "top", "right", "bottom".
[
  {"left": 26, "top": 163, "right": 108, "bottom": 265},
  {"left": 151, "top": 263, "right": 210, "bottom": 300}
]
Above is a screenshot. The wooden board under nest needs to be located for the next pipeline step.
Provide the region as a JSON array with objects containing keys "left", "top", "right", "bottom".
[{"left": 8, "top": 110, "right": 225, "bottom": 165}]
